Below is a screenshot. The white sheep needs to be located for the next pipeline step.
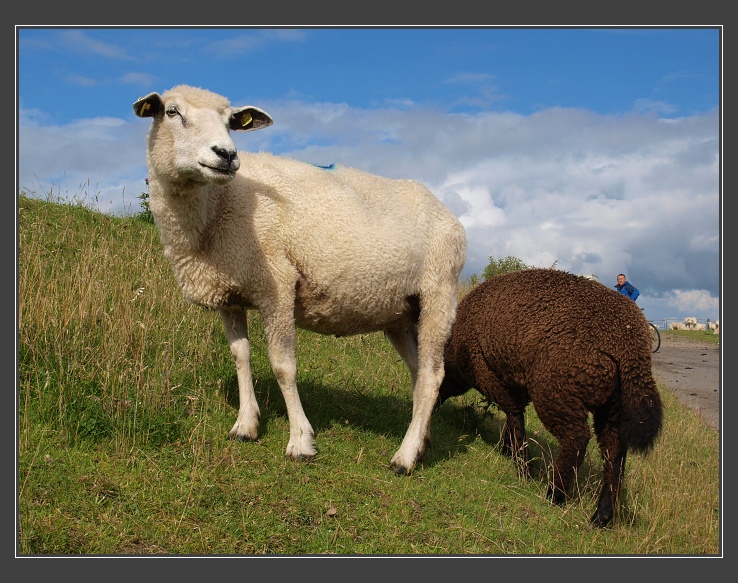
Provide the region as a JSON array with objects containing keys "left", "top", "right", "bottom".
[
  {"left": 669, "top": 322, "right": 687, "bottom": 330},
  {"left": 683, "top": 317, "right": 698, "bottom": 329},
  {"left": 693, "top": 323, "right": 707, "bottom": 331},
  {"left": 133, "top": 85, "right": 467, "bottom": 474}
]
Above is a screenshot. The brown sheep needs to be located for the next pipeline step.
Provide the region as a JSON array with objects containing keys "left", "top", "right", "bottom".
[{"left": 438, "top": 268, "right": 663, "bottom": 527}]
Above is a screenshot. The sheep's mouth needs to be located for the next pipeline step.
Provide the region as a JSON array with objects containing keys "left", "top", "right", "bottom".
[{"left": 200, "top": 163, "right": 235, "bottom": 178}]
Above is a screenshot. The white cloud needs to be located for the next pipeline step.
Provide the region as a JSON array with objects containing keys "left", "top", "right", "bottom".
[
  {"left": 663, "top": 289, "right": 720, "bottom": 318},
  {"left": 444, "top": 72, "right": 497, "bottom": 85},
  {"left": 58, "top": 30, "right": 133, "bottom": 60},
  {"left": 17, "top": 112, "right": 149, "bottom": 216},
  {"left": 203, "top": 29, "right": 307, "bottom": 59},
  {"left": 119, "top": 72, "right": 157, "bottom": 86},
  {"left": 17, "top": 101, "right": 719, "bottom": 322},
  {"left": 634, "top": 98, "right": 677, "bottom": 114},
  {"left": 65, "top": 74, "right": 99, "bottom": 87}
]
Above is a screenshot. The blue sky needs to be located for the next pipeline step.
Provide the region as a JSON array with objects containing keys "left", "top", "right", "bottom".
[{"left": 16, "top": 26, "right": 721, "bottom": 324}]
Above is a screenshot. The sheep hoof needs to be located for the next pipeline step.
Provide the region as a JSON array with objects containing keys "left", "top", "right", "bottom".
[
  {"left": 590, "top": 511, "right": 613, "bottom": 528},
  {"left": 590, "top": 497, "right": 615, "bottom": 527},
  {"left": 228, "top": 419, "right": 260, "bottom": 441},
  {"left": 391, "top": 464, "right": 413, "bottom": 476},
  {"left": 286, "top": 453, "right": 315, "bottom": 463},
  {"left": 389, "top": 452, "right": 416, "bottom": 475},
  {"left": 547, "top": 485, "right": 567, "bottom": 506},
  {"left": 285, "top": 440, "right": 317, "bottom": 460},
  {"left": 227, "top": 432, "right": 258, "bottom": 442}
]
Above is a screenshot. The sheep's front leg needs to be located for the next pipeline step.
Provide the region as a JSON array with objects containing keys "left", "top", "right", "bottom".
[
  {"left": 262, "top": 309, "right": 316, "bottom": 460},
  {"left": 220, "top": 307, "right": 261, "bottom": 441}
]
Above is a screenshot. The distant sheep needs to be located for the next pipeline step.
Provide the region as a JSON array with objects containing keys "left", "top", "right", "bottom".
[
  {"left": 438, "top": 269, "right": 663, "bottom": 527},
  {"left": 676, "top": 317, "right": 708, "bottom": 331},
  {"left": 133, "top": 85, "right": 467, "bottom": 474}
]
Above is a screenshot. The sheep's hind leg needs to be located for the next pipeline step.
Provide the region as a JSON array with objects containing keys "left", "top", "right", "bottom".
[
  {"left": 502, "top": 412, "right": 530, "bottom": 477},
  {"left": 389, "top": 292, "right": 454, "bottom": 474},
  {"left": 385, "top": 319, "right": 419, "bottom": 386},
  {"left": 539, "top": 413, "right": 591, "bottom": 506},
  {"left": 220, "top": 308, "right": 261, "bottom": 441},
  {"left": 390, "top": 364, "right": 439, "bottom": 474},
  {"left": 591, "top": 406, "right": 627, "bottom": 527},
  {"left": 386, "top": 321, "right": 428, "bottom": 473}
]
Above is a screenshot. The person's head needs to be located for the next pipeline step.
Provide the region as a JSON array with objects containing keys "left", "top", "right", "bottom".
[{"left": 617, "top": 274, "right": 627, "bottom": 286}]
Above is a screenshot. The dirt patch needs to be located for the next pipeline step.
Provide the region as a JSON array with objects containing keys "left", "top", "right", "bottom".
[{"left": 651, "top": 332, "right": 720, "bottom": 431}]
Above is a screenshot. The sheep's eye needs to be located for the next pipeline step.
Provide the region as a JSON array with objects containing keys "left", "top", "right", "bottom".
[{"left": 165, "top": 105, "right": 187, "bottom": 125}]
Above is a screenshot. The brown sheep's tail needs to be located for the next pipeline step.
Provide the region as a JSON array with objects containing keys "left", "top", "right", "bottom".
[{"left": 619, "top": 369, "right": 664, "bottom": 453}]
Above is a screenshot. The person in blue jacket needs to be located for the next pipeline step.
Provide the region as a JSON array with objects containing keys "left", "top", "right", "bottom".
[{"left": 615, "top": 273, "right": 639, "bottom": 301}]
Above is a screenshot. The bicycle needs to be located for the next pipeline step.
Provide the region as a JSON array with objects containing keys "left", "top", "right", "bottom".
[
  {"left": 641, "top": 309, "right": 661, "bottom": 353},
  {"left": 649, "top": 322, "right": 661, "bottom": 353}
]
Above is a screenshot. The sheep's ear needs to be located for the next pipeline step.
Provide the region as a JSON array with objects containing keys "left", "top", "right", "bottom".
[
  {"left": 230, "top": 106, "right": 273, "bottom": 132},
  {"left": 132, "top": 92, "right": 164, "bottom": 118}
]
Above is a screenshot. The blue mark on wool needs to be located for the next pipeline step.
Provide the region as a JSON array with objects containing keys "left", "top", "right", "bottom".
[{"left": 312, "top": 163, "right": 336, "bottom": 171}]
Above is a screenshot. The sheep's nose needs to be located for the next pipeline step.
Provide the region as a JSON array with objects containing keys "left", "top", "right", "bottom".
[{"left": 213, "top": 146, "right": 238, "bottom": 163}]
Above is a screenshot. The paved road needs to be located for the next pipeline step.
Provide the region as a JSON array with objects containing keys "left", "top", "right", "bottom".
[{"left": 651, "top": 334, "right": 720, "bottom": 431}]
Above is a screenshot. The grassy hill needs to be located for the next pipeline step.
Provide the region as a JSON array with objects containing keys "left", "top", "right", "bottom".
[{"left": 17, "top": 195, "right": 720, "bottom": 555}]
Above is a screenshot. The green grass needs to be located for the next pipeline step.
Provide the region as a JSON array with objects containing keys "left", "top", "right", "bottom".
[
  {"left": 661, "top": 329, "right": 720, "bottom": 345},
  {"left": 17, "top": 195, "right": 720, "bottom": 555}
]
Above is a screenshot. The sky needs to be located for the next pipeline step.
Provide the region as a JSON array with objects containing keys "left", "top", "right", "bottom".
[{"left": 16, "top": 26, "right": 721, "bottom": 326}]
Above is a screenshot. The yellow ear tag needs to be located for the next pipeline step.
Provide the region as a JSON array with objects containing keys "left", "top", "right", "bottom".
[
  {"left": 140, "top": 102, "right": 150, "bottom": 114},
  {"left": 241, "top": 112, "right": 253, "bottom": 128}
]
